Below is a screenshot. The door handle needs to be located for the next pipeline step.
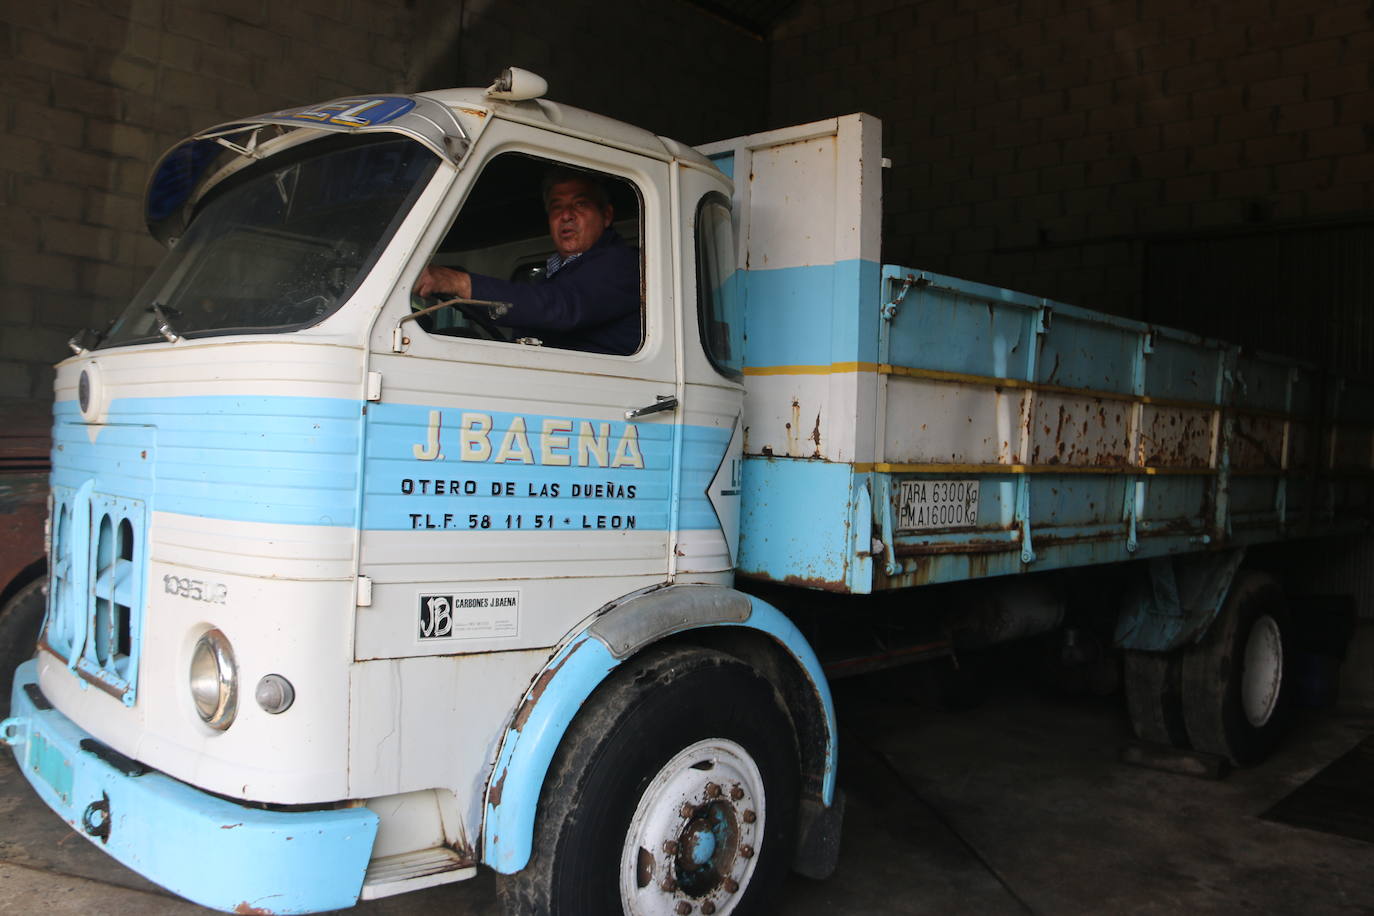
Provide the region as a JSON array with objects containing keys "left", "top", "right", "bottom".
[{"left": 624, "top": 395, "right": 678, "bottom": 420}]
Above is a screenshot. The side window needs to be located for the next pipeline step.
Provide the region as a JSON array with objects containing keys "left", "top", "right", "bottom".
[
  {"left": 418, "top": 152, "right": 643, "bottom": 356},
  {"left": 695, "top": 193, "right": 743, "bottom": 380}
]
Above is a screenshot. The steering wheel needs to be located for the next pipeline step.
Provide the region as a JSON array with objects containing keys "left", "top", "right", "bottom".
[{"left": 456, "top": 301, "right": 508, "bottom": 341}]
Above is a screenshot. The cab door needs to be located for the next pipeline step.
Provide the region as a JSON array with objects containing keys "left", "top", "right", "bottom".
[
  {"left": 356, "top": 120, "right": 679, "bottom": 661},
  {"left": 673, "top": 161, "right": 746, "bottom": 583}
]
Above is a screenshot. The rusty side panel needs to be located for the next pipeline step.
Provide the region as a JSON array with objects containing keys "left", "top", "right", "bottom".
[
  {"left": 1138, "top": 405, "right": 1215, "bottom": 468},
  {"left": 1029, "top": 396, "right": 1132, "bottom": 467}
]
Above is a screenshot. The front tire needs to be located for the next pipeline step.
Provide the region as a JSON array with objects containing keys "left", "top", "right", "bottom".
[
  {"left": 496, "top": 646, "right": 800, "bottom": 916},
  {"left": 0, "top": 579, "right": 45, "bottom": 717}
]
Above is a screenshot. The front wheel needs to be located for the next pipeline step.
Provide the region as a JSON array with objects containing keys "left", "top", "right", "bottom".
[
  {"left": 497, "top": 646, "right": 800, "bottom": 916},
  {"left": 0, "top": 579, "right": 46, "bottom": 718}
]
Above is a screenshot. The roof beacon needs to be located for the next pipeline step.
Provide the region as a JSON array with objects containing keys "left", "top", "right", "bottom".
[{"left": 485, "top": 67, "right": 547, "bottom": 101}]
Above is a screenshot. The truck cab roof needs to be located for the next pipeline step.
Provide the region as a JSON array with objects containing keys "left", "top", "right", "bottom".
[{"left": 145, "top": 80, "right": 718, "bottom": 245}]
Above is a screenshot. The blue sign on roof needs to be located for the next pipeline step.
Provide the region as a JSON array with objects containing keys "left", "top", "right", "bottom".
[{"left": 273, "top": 97, "right": 417, "bottom": 128}]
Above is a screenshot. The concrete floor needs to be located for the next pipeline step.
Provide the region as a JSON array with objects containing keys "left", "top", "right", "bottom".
[{"left": 2, "top": 658, "right": 1372, "bottom": 915}]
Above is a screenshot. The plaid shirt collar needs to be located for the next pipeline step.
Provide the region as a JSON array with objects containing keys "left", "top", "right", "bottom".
[{"left": 545, "top": 250, "right": 582, "bottom": 278}]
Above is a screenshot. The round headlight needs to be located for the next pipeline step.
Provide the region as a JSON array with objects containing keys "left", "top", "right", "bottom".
[
  {"left": 78, "top": 363, "right": 102, "bottom": 421},
  {"left": 189, "top": 628, "right": 238, "bottom": 730}
]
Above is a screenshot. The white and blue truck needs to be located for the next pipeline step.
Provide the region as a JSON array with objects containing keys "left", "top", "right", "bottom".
[{"left": 2, "top": 69, "right": 1371, "bottom": 915}]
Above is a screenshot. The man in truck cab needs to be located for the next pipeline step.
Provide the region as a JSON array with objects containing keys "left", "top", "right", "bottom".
[{"left": 412, "top": 169, "right": 640, "bottom": 355}]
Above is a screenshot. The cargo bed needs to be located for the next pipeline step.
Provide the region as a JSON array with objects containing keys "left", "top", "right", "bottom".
[{"left": 700, "top": 117, "right": 1374, "bottom": 595}]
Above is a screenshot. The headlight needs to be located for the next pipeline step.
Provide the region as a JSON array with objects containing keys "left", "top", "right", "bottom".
[{"left": 189, "top": 628, "right": 238, "bottom": 730}]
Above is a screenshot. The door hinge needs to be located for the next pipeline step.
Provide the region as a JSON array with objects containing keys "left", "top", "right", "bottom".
[
  {"left": 366, "top": 372, "right": 382, "bottom": 402},
  {"left": 356, "top": 575, "right": 373, "bottom": 607}
]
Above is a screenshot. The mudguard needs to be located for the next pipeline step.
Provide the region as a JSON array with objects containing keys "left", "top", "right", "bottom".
[{"left": 481, "top": 584, "right": 837, "bottom": 874}]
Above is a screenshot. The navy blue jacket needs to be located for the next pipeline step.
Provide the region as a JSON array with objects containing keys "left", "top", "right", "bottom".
[{"left": 468, "top": 229, "right": 640, "bottom": 355}]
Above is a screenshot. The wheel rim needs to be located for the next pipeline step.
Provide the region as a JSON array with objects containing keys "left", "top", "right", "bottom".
[
  {"left": 1241, "top": 614, "right": 1283, "bottom": 728},
  {"left": 619, "top": 738, "right": 764, "bottom": 916}
]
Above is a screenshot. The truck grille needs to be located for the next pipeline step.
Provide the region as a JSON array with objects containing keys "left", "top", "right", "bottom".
[{"left": 45, "top": 480, "right": 147, "bottom": 706}]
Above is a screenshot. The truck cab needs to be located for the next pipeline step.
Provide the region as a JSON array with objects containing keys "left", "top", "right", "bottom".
[{"left": 3, "top": 73, "right": 838, "bottom": 915}]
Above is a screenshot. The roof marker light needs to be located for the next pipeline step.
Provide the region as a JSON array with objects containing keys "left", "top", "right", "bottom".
[{"left": 486, "top": 67, "right": 547, "bottom": 101}]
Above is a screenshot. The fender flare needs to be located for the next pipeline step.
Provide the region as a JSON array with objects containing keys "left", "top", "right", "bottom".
[{"left": 481, "top": 584, "right": 837, "bottom": 875}]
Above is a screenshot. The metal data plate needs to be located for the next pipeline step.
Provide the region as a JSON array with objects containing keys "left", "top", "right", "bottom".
[{"left": 895, "top": 479, "right": 980, "bottom": 532}]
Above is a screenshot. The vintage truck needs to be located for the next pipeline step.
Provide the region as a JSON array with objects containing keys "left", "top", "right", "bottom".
[{"left": 2, "top": 69, "right": 1370, "bottom": 915}]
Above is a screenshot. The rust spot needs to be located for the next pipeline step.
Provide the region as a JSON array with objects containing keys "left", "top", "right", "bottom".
[
  {"left": 737, "top": 571, "right": 850, "bottom": 593},
  {"left": 489, "top": 769, "right": 507, "bottom": 807},
  {"left": 220, "top": 823, "right": 243, "bottom": 830},
  {"left": 510, "top": 652, "right": 571, "bottom": 733},
  {"left": 449, "top": 836, "right": 478, "bottom": 867},
  {"left": 894, "top": 540, "right": 1020, "bottom": 557},
  {"left": 234, "top": 905, "right": 274, "bottom": 915}
]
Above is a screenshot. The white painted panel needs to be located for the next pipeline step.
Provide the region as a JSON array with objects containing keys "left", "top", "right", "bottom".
[
  {"left": 348, "top": 650, "right": 550, "bottom": 834},
  {"left": 883, "top": 377, "right": 1021, "bottom": 465}
]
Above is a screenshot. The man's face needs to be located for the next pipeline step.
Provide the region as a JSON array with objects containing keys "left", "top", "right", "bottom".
[{"left": 546, "top": 179, "right": 613, "bottom": 259}]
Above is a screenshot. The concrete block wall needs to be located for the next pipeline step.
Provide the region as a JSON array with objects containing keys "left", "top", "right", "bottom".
[
  {"left": 767, "top": 0, "right": 1374, "bottom": 328},
  {"left": 409, "top": 0, "right": 769, "bottom": 150},
  {"left": 0, "top": 0, "right": 764, "bottom": 408},
  {"left": 0, "top": 0, "right": 414, "bottom": 403}
]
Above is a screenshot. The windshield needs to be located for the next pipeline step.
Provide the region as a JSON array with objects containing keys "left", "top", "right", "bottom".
[{"left": 101, "top": 135, "right": 439, "bottom": 348}]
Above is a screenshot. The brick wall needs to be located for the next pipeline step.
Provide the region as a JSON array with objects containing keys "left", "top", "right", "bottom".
[
  {"left": 408, "top": 0, "right": 768, "bottom": 152},
  {"left": 0, "top": 0, "right": 763, "bottom": 408},
  {"left": 768, "top": 0, "right": 1374, "bottom": 338},
  {"left": 0, "top": 0, "right": 414, "bottom": 403}
]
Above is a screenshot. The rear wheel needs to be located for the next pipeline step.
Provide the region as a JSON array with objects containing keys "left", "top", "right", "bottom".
[
  {"left": 1123, "top": 649, "right": 1189, "bottom": 748},
  {"left": 0, "top": 579, "right": 46, "bottom": 717},
  {"left": 496, "top": 646, "right": 799, "bottom": 916},
  {"left": 1181, "top": 572, "right": 1293, "bottom": 765}
]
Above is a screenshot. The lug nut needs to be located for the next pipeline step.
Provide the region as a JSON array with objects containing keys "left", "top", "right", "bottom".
[
  {"left": 729, "top": 786, "right": 744, "bottom": 801},
  {"left": 740, "top": 844, "right": 754, "bottom": 858},
  {"left": 676, "top": 903, "right": 693, "bottom": 915},
  {"left": 662, "top": 876, "right": 678, "bottom": 893},
  {"left": 663, "top": 839, "right": 679, "bottom": 855},
  {"left": 705, "top": 782, "right": 721, "bottom": 798},
  {"left": 723, "top": 877, "right": 739, "bottom": 893},
  {"left": 702, "top": 903, "right": 717, "bottom": 915},
  {"left": 742, "top": 809, "right": 756, "bottom": 824},
  {"left": 680, "top": 803, "right": 696, "bottom": 818}
]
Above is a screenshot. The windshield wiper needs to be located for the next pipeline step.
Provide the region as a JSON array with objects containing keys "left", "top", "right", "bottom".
[
  {"left": 151, "top": 303, "right": 183, "bottom": 343},
  {"left": 68, "top": 317, "right": 119, "bottom": 354}
]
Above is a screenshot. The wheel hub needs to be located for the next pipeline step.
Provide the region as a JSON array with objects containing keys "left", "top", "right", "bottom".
[
  {"left": 620, "top": 739, "right": 764, "bottom": 916},
  {"left": 1241, "top": 613, "right": 1283, "bottom": 728}
]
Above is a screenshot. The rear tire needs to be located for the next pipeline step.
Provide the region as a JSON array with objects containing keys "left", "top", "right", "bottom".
[
  {"left": 496, "top": 646, "right": 800, "bottom": 916},
  {"left": 1123, "top": 649, "right": 1189, "bottom": 748},
  {"left": 1181, "top": 572, "right": 1293, "bottom": 766},
  {"left": 0, "top": 579, "right": 45, "bottom": 718}
]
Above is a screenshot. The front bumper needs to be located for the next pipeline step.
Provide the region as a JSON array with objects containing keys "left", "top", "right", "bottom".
[{"left": 1, "top": 659, "right": 379, "bottom": 914}]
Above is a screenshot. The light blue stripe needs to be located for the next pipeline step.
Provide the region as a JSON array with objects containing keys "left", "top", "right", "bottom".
[
  {"left": 708, "top": 151, "right": 734, "bottom": 179},
  {"left": 363, "top": 402, "right": 729, "bottom": 532},
  {"left": 744, "top": 259, "right": 882, "bottom": 368},
  {"left": 52, "top": 396, "right": 733, "bottom": 533},
  {"left": 54, "top": 397, "right": 361, "bottom": 527}
]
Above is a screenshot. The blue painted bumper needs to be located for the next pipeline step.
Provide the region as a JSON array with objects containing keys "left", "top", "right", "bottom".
[{"left": 2, "top": 660, "right": 378, "bottom": 914}]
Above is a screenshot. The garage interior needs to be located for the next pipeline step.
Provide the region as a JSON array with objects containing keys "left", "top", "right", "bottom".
[{"left": 1, "top": 0, "right": 1372, "bottom": 912}]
